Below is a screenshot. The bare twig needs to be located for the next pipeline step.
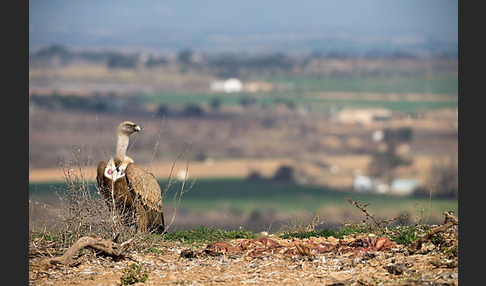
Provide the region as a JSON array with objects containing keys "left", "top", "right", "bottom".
[
  {"left": 146, "top": 115, "right": 166, "bottom": 174},
  {"left": 346, "top": 197, "right": 407, "bottom": 234},
  {"left": 163, "top": 138, "right": 195, "bottom": 234},
  {"left": 54, "top": 145, "right": 133, "bottom": 247},
  {"left": 95, "top": 115, "right": 109, "bottom": 160},
  {"left": 346, "top": 197, "right": 384, "bottom": 233},
  {"left": 424, "top": 184, "right": 435, "bottom": 225},
  {"left": 127, "top": 111, "right": 158, "bottom": 155}
]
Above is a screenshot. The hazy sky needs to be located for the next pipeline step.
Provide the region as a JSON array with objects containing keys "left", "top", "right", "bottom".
[{"left": 29, "top": 0, "right": 458, "bottom": 53}]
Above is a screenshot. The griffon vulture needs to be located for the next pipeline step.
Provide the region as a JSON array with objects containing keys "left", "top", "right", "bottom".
[{"left": 96, "top": 121, "right": 165, "bottom": 233}]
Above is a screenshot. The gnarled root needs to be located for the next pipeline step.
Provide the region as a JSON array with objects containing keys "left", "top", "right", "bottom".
[
  {"left": 409, "top": 211, "right": 458, "bottom": 253},
  {"left": 41, "top": 236, "right": 132, "bottom": 266}
]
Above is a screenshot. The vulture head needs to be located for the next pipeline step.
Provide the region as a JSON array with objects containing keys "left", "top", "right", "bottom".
[
  {"left": 113, "top": 121, "right": 141, "bottom": 167},
  {"left": 118, "top": 121, "right": 141, "bottom": 136}
]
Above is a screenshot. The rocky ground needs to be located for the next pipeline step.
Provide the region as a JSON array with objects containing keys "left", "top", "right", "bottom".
[{"left": 29, "top": 229, "right": 458, "bottom": 286}]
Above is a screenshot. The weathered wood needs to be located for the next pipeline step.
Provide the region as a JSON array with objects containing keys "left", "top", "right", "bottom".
[
  {"left": 410, "top": 212, "right": 458, "bottom": 253},
  {"left": 41, "top": 236, "right": 132, "bottom": 266}
]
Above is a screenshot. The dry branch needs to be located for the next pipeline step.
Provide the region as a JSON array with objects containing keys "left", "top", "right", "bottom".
[
  {"left": 41, "top": 236, "right": 132, "bottom": 266},
  {"left": 346, "top": 197, "right": 406, "bottom": 233},
  {"left": 409, "top": 211, "right": 458, "bottom": 253},
  {"left": 160, "top": 137, "right": 194, "bottom": 234}
]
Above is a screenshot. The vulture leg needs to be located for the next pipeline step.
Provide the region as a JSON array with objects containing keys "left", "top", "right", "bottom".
[{"left": 147, "top": 209, "right": 165, "bottom": 233}]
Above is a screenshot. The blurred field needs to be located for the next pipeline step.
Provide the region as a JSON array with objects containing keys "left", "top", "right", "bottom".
[
  {"left": 140, "top": 90, "right": 457, "bottom": 113},
  {"left": 265, "top": 75, "right": 458, "bottom": 95},
  {"left": 29, "top": 177, "right": 457, "bottom": 233},
  {"left": 29, "top": 151, "right": 456, "bottom": 232},
  {"left": 28, "top": 152, "right": 442, "bottom": 193},
  {"left": 29, "top": 56, "right": 458, "bottom": 232},
  {"left": 29, "top": 158, "right": 294, "bottom": 183},
  {"left": 29, "top": 58, "right": 457, "bottom": 112}
]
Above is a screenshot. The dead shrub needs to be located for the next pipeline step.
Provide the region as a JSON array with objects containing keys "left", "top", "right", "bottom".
[{"left": 54, "top": 145, "right": 130, "bottom": 247}]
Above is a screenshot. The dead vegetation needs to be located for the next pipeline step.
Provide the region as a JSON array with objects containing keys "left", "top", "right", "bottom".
[
  {"left": 29, "top": 210, "right": 458, "bottom": 285},
  {"left": 30, "top": 164, "right": 458, "bottom": 285},
  {"left": 345, "top": 197, "right": 408, "bottom": 234}
]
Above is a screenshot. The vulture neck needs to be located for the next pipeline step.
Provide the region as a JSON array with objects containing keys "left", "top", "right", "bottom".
[{"left": 114, "top": 133, "right": 130, "bottom": 167}]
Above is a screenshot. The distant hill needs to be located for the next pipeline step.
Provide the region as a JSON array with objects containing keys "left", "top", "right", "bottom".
[{"left": 29, "top": 0, "right": 457, "bottom": 57}]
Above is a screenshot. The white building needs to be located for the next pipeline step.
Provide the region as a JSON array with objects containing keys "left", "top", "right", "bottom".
[
  {"left": 210, "top": 78, "right": 243, "bottom": 93},
  {"left": 337, "top": 108, "right": 391, "bottom": 125},
  {"left": 389, "top": 179, "right": 419, "bottom": 196},
  {"left": 353, "top": 175, "right": 374, "bottom": 192}
]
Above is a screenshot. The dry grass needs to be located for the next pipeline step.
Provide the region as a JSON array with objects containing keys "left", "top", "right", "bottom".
[
  {"left": 29, "top": 158, "right": 293, "bottom": 183},
  {"left": 50, "top": 147, "right": 131, "bottom": 246},
  {"left": 29, "top": 63, "right": 214, "bottom": 95},
  {"left": 29, "top": 146, "right": 123, "bottom": 250}
]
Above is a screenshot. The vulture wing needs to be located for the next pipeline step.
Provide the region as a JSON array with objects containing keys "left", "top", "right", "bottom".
[
  {"left": 125, "top": 163, "right": 165, "bottom": 232},
  {"left": 96, "top": 161, "right": 110, "bottom": 202}
]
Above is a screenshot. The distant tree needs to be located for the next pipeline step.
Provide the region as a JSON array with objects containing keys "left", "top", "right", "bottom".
[
  {"left": 383, "top": 128, "right": 413, "bottom": 143},
  {"left": 210, "top": 97, "right": 222, "bottom": 111},
  {"left": 146, "top": 56, "right": 168, "bottom": 67},
  {"left": 272, "top": 165, "right": 294, "bottom": 182},
  {"left": 247, "top": 53, "right": 294, "bottom": 69},
  {"left": 182, "top": 104, "right": 204, "bottom": 117},
  {"left": 247, "top": 170, "right": 264, "bottom": 182},
  {"left": 107, "top": 53, "right": 137, "bottom": 69},
  {"left": 239, "top": 96, "right": 257, "bottom": 109},
  {"left": 30, "top": 44, "right": 73, "bottom": 65},
  {"left": 274, "top": 98, "right": 295, "bottom": 110},
  {"left": 368, "top": 143, "right": 412, "bottom": 182},
  {"left": 426, "top": 156, "right": 458, "bottom": 199},
  {"left": 30, "top": 94, "right": 109, "bottom": 112},
  {"left": 367, "top": 127, "right": 414, "bottom": 182},
  {"left": 31, "top": 44, "right": 71, "bottom": 59},
  {"left": 177, "top": 49, "right": 193, "bottom": 64},
  {"left": 157, "top": 104, "right": 169, "bottom": 117}
]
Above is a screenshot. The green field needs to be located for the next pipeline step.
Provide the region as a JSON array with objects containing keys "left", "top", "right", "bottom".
[
  {"left": 167, "top": 179, "right": 457, "bottom": 218},
  {"left": 265, "top": 75, "right": 458, "bottom": 95},
  {"left": 29, "top": 178, "right": 458, "bottom": 222},
  {"left": 142, "top": 92, "right": 457, "bottom": 112},
  {"left": 142, "top": 75, "right": 457, "bottom": 112}
]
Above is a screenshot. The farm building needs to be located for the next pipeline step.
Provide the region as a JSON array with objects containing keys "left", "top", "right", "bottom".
[
  {"left": 352, "top": 175, "right": 376, "bottom": 192},
  {"left": 353, "top": 174, "right": 418, "bottom": 195},
  {"left": 210, "top": 78, "right": 243, "bottom": 93},
  {"left": 243, "top": 81, "right": 275, "bottom": 93},
  {"left": 389, "top": 179, "right": 419, "bottom": 196},
  {"left": 336, "top": 108, "right": 391, "bottom": 125}
]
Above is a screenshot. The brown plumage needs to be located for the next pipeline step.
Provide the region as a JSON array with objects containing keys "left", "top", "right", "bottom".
[{"left": 96, "top": 121, "right": 164, "bottom": 233}]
